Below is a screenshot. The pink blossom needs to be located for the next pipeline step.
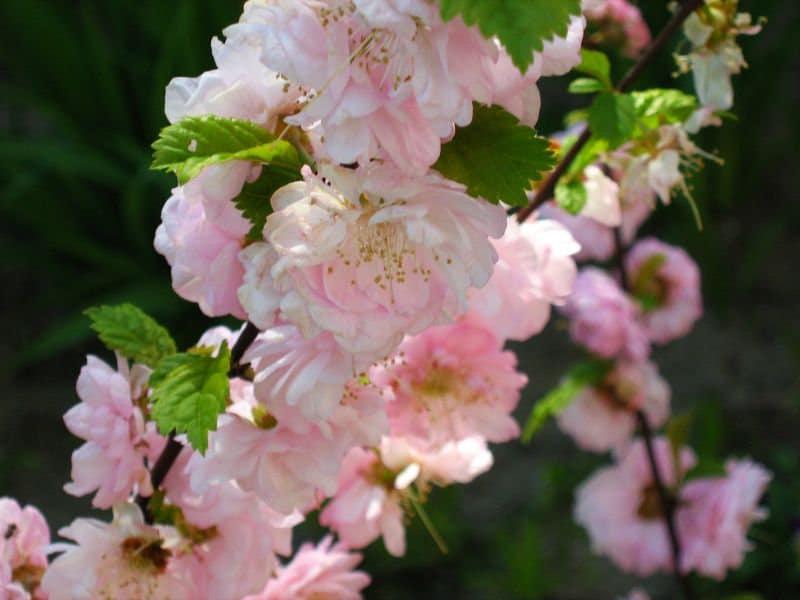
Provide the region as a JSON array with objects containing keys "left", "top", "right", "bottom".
[
  {"left": 162, "top": 451, "right": 302, "bottom": 599},
  {"left": 562, "top": 268, "right": 650, "bottom": 361},
  {"left": 487, "top": 48, "right": 543, "bottom": 128},
  {"left": 380, "top": 434, "right": 493, "bottom": 486},
  {"left": 679, "top": 459, "right": 771, "bottom": 580},
  {"left": 468, "top": 216, "right": 579, "bottom": 342},
  {"left": 618, "top": 590, "right": 651, "bottom": 600},
  {"left": 154, "top": 162, "right": 257, "bottom": 319},
  {"left": 539, "top": 203, "right": 615, "bottom": 261},
  {"left": 245, "top": 325, "right": 377, "bottom": 430},
  {"left": 585, "top": 0, "right": 651, "bottom": 57},
  {"left": 41, "top": 503, "right": 193, "bottom": 600},
  {"left": 580, "top": 165, "right": 621, "bottom": 226},
  {"left": 242, "top": 163, "right": 505, "bottom": 357},
  {"left": 536, "top": 16, "right": 587, "bottom": 77},
  {"left": 189, "top": 377, "right": 384, "bottom": 514},
  {"left": 247, "top": 536, "right": 370, "bottom": 600},
  {"left": 165, "top": 35, "right": 301, "bottom": 128},
  {"left": 574, "top": 438, "right": 696, "bottom": 575},
  {"left": 557, "top": 361, "right": 670, "bottom": 453},
  {"left": 538, "top": 191, "right": 651, "bottom": 262},
  {"left": 625, "top": 238, "right": 702, "bottom": 344},
  {"left": 374, "top": 318, "right": 527, "bottom": 445},
  {"left": 0, "top": 499, "right": 49, "bottom": 599},
  {"left": 63, "top": 355, "right": 165, "bottom": 509},
  {"left": 226, "top": 0, "right": 498, "bottom": 173},
  {"left": 489, "top": 16, "right": 585, "bottom": 127},
  {"left": 319, "top": 447, "right": 407, "bottom": 557}
]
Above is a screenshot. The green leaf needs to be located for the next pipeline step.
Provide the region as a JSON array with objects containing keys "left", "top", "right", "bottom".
[
  {"left": 440, "top": 0, "right": 582, "bottom": 72},
  {"left": 588, "top": 92, "right": 636, "bottom": 148},
  {"left": 554, "top": 179, "right": 587, "bottom": 215},
  {"left": 575, "top": 49, "right": 611, "bottom": 88},
  {"left": 151, "top": 115, "right": 301, "bottom": 184},
  {"left": 568, "top": 78, "right": 606, "bottom": 95},
  {"left": 434, "top": 104, "right": 555, "bottom": 207},
  {"left": 150, "top": 342, "right": 231, "bottom": 454},
  {"left": 234, "top": 165, "right": 298, "bottom": 243},
  {"left": 522, "top": 360, "right": 612, "bottom": 443},
  {"left": 632, "top": 88, "right": 698, "bottom": 129},
  {"left": 85, "top": 304, "right": 176, "bottom": 367}
]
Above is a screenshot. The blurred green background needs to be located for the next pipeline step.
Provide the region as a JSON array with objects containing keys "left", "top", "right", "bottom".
[{"left": 1, "top": 1, "right": 798, "bottom": 598}]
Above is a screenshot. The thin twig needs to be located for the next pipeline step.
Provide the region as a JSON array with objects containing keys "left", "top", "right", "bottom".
[
  {"left": 517, "top": 0, "right": 704, "bottom": 223},
  {"left": 636, "top": 410, "right": 696, "bottom": 600},
  {"left": 615, "top": 231, "right": 695, "bottom": 599},
  {"left": 135, "top": 321, "right": 261, "bottom": 523}
]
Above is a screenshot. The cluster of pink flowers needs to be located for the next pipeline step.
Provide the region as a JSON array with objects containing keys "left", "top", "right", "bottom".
[
  {"left": 5, "top": 1, "right": 770, "bottom": 598},
  {"left": 541, "top": 13, "right": 772, "bottom": 589},
  {"left": 8, "top": 1, "right": 589, "bottom": 597},
  {"left": 575, "top": 440, "right": 771, "bottom": 579},
  {"left": 560, "top": 235, "right": 702, "bottom": 360}
]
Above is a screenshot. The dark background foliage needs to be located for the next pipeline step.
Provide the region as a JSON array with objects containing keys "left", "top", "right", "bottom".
[{"left": 1, "top": 1, "right": 798, "bottom": 598}]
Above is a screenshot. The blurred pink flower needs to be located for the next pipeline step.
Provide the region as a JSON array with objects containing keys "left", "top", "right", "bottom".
[
  {"left": 468, "top": 216, "right": 579, "bottom": 342},
  {"left": 679, "top": 459, "right": 771, "bottom": 579},
  {"left": 538, "top": 191, "right": 651, "bottom": 262},
  {"left": 557, "top": 361, "right": 670, "bottom": 453},
  {"left": 562, "top": 268, "right": 650, "bottom": 361},
  {"left": 585, "top": 0, "right": 651, "bottom": 57},
  {"left": 626, "top": 238, "right": 702, "bottom": 344},
  {"left": 574, "top": 438, "right": 696, "bottom": 575}
]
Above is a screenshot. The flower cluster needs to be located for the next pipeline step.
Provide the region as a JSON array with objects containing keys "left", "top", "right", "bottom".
[
  {"left": 8, "top": 1, "right": 588, "bottom": 597},
  {"left": 534, "top": 7, "right": 771, "bottom": 591},
  {"left": 5, "top": 1, "right": 771, "bottom": 598}
]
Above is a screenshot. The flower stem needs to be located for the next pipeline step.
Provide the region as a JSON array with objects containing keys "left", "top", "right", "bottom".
[
  {"left": 409, "top": 492, "right": 449, "bottom": 555},
  {"left": 636, "top": 410, "right": 696, "bottom": 600}
]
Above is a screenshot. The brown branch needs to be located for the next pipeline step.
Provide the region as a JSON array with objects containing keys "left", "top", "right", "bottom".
[
  {"left": 517, "top": 0, "right": 704, "bottom": 223},
  {"left": 135, "top": 321, "right": 261, "bottom": 523},
  {"left": 614, "top": 230, "right": 695, "bottom": 599},
  {"left": 635, "top": 410, "right": 695, "bottom": 600}
]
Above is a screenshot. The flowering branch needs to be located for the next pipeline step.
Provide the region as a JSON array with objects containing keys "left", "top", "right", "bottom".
[
  {"left": 517, "top": 0, "right": 705, "bottom": 223},
  {"left": 135, "top": 320, "right": 261, "bottom": 522},
  {"left": 613, "top": 228, "right": 695, "bottom": 600}
]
